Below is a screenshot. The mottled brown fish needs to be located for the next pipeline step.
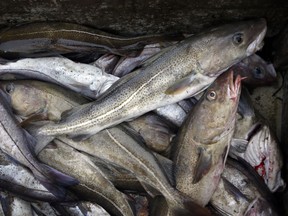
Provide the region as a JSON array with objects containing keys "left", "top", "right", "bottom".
[
  {"left": 0, "top": 22, "right": 182, "bottom": 59},
  {"left": 173, "top": 70, "right": 242, "bottom": 206},
  {"left": 34, "top": 19, "right": 266, "bottom": 144}
]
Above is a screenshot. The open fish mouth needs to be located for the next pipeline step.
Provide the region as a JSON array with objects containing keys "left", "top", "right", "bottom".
[{"left": 229, "top": 71, "right": 243, "bottom": 101}]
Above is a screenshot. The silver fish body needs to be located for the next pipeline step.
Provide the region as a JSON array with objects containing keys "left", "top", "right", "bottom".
[
  {"left": 0, "top": 57, "right": 119, "bottom": 99},
  {"left": 155, "top": 99, "right": 196, "bottom": 127},
  {"left": 36, "top": 19, "right": 266, "bottom": 138},
  {"left": 0, "top": 192, "right": 33, "bottom": 216},
  {"left": 173, "top": 70, "right": 242, "bottom": 206},
  {"left": 0, "top": 149, "right": 67, "bottom": 202}
]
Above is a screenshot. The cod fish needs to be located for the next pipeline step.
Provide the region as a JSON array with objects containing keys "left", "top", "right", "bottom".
[
  {"left": 0, "top": 90, "right": 78, "bottom": 199},
  {"left": 210, "top": 157, "right": 280, "bottom": 216},
  {"left": 0, "top": 80, "right": 89, "bottom": 121},
  {"left": 0, "top": 22, "right": 182, "bottom": 59},
  {"left": 35, "top": 19, "right": 266, "bottom": 141},
  {"left": 0, "top": 148, "right": 73, "bottom": 202},
  {"left": 230, "top": 88, "right": 285, "bottom": 192},
  {"left": 232, "top": 54, "right": 277, "bottom": 87},
  {"left": 173, "top": 70, "right": 242, "bottom": 206},
  {"left": 38, "top": 140, "right": 135, "bottom": 216},
  {"left": 0, "top": 80, "right": 177, "bottom": 155},
  {"left": 57, "top": 126, "right": 211, "bottom": 215},
  {"left": 0, "top": 57, "right": 119, "bottom": 99}
]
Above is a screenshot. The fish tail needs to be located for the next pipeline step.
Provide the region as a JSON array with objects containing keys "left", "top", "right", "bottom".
[{"left": 34, "top": 163, "right": 79, "bottom": 200}]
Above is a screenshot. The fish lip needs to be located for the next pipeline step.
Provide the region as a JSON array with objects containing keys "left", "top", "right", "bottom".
[
  {"left": 229, "top": 71, "right": 242, "bottom": 101},
  {"left": 267, "top": 63, "right": 277, "bottom": 79},
  {"left": 246, "top": 19, "right": 267, "bottom": 56}
]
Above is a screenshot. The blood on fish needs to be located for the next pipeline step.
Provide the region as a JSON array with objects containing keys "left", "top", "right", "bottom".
[{"left": 255, "top": 157, "right": 266, "bottom": 178}]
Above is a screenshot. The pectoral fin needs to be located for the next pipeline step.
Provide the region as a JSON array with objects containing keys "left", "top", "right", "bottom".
[
  {"left": 193, "top": 147, "right": 212, "bottom": 184},
  {"left": 165, "top": 72, "right": 197, "bottom": 95}
]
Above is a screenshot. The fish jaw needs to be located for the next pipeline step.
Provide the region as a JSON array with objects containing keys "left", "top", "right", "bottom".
[{"left": 246, "top": 19, "right": 267, "bottom": 56}]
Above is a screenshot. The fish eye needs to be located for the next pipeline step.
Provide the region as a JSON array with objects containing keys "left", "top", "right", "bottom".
[
  {"left": 253, "top": 67, "right": 264, "bottom": 79},
  {"left": 207, "top": 90, "right": 217, "bottom": 101},
  {"left": 5, "top": 83, "right": 14, "bottom": 94},
  {"left": 233, "top": 33, "right": 244, "bottom": 45}
]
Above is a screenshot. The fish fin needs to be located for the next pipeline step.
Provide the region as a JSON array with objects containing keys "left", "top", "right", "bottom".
[
  {"left": 139, "top": 181, "right": 161, "bottom": 198},
  {"left": 119, "top": 123, "right": 149, "bottom": 149},
  {"left": 193, "top": 147, "right": 212, "bottom": 184},
  {"left": 230, "top": 138, "right": 248, "bottom": 153},
  {"left": 37, "top": 163, "right": 79, "bottom": 187},
  {"left": 67, "top": 134, "right": 92, "bottom": 142},
  {"left": 153, "top": 153, "right": 175, "bottom": 186},
  {"left": 60, "top": 108, "right": 75, "bottom": 119},
  {"left": 23, "top": 121, "right": 55, "bottom": 154},
  {"left": 165, "top": 72, "right": 197, "bottom": 95},
  {"left": 222, "top": 176, "right": 248, "bottom": 202},
  {"left": 19, "top": 112, "right": 49, "bottom": 127}
]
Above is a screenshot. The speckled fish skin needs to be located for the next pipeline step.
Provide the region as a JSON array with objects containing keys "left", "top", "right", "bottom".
[
  {"left": 36, "top": 19, "right": 266, "bottom": 138},
  {"left": 0, "top": 149, "right": 69, "bottom": 202},
  {"left": 0, "top": 22, "right": 182, "bottom": 58},
  {"left": 38, "top": 140, "right": 134, "bottom": 216},
  {"left": 56, "top": 126, "right": 182, "bottom": 205},
  {"left": 173, "top": 70, "right": 242, "bottom": 206},
  {"left": 0, "top": 57, "right": 119, "bottom": 99},
  {"left": 232, "top": 54, "right": 277, "bottom": 87},
  {"left": 210, "top": 158, "right": 279, "bottom": 216},
  {"left": 0, "top": 80, "right": 89, "bottom": 121},
  {"left": 57, "top": 126, "right": 211, "bottom": 215}
]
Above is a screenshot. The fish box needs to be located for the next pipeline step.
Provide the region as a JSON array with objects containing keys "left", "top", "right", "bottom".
[{"left": 0, "top": 0, "right": 287, "bottom": 215}]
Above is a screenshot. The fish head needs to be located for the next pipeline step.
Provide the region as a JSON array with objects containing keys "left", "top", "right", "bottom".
[
  {"left": 196, "top": 18, "right": 267, "bottom": 76},
  {"left": 0, "top": 81, "right": 46, "bottom": 117},
  {"left": 191, "top": 70, "right": 242, "bottom": 143},
  {"left": 234, "top": 54, "right": 277, "bottom": 87}
]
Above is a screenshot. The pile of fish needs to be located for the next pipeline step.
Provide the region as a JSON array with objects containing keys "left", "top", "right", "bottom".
[{"left": 0, "top": 18, "right": 285, "bottom": 216}]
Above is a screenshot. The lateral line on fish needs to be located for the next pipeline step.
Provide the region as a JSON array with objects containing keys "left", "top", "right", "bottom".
[
  {"left": 47, "top": 65, "right": 171, "bottom": 133},
  {"left": 105, "top": 129, "right": 177, "bottom": 204},
  {"left": 79, "top": 183, "right": 125, "bottom": 214},
  {"left": 0, "top": 122, "right": 42, "bottom": 177},
  {"left": 5, "top": 30, "right": 154, "bottom": 42}
]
